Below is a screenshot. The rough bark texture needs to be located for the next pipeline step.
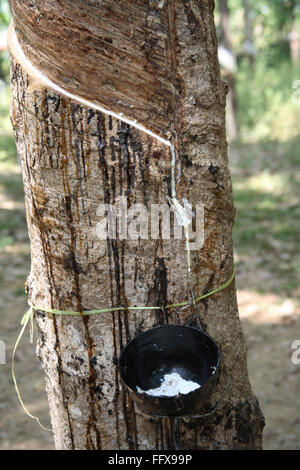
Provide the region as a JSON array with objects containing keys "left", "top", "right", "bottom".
[
  {"left": 9, "top": 0, "right": 264, "bottom": 450},
  {"left": 10, "top": 0, "right": 182, "bottom": 139}
]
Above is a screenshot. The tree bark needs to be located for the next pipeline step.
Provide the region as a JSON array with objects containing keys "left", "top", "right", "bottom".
[{"left": 9, "top": 0, "right": 264, "bottom": 450}]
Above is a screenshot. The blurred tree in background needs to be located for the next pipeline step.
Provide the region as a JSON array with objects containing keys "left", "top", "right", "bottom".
[{"left": 215, "top": 0, "right": 300, "bottom": 140}]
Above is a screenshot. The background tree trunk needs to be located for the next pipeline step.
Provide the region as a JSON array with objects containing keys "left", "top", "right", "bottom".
[
  {"left": 242, "top": 0, "right": 255, "bottom": 70},
  {"left": 218, "top": 0, "right": 239, "bottom": 141},
  {"left": 9, "top": 0, "right": 264, "bottom": 450},
  {"left": 289, "top": 1, "right": 300, "bottom": 65}
]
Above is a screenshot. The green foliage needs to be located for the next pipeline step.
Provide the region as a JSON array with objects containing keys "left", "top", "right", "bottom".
[
  {"left": 0, "top": 0, "right": 10, "bottom": 27},
  {"left": 215, "top": 0, "right": 300, "bottom": 140},
  {"left": 236, "top": 53, "right": 300, "bottom": 139},
  {"left": 0, "top": 86, "right": 17, "bottom": 163},
  {"left": 0, "top": 0, "right": 10, "bottom": 82}
]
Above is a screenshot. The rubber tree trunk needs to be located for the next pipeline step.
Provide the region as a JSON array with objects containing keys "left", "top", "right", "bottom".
[{"left": 9, "top": 0, "right": 264, "bottom": 450}]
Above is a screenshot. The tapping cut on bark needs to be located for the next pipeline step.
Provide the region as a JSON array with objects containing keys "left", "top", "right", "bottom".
[{"left": 9, "top": 0, "right": 264, "bottom": 450}]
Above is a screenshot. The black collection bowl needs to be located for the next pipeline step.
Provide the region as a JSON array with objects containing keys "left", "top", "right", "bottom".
[{"left": 119, "top": 325, "right": 221, "bottom": 418}]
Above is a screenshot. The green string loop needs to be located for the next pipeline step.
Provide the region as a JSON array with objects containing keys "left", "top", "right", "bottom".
[
  {"left": 27, "top": 268, "right": 235, "bottom": 316},
  {"left": 12, "top": 267, "right": 235, "bottom": 432},
  {"left": 12, "top": 306, "right": 52, "bottom": 432}
]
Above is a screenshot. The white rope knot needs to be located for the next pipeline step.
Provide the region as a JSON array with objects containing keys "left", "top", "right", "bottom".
[
  {"left": 167, "top": 196, "right": 193, "bottom": 271},
  {"left": 166, "top": 196, "right": 193, "bottom": 228}
]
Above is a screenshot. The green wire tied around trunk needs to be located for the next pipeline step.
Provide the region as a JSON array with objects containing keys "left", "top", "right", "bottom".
[{"left": 12, "top": 267, "right": 235, "bottom": 432}]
